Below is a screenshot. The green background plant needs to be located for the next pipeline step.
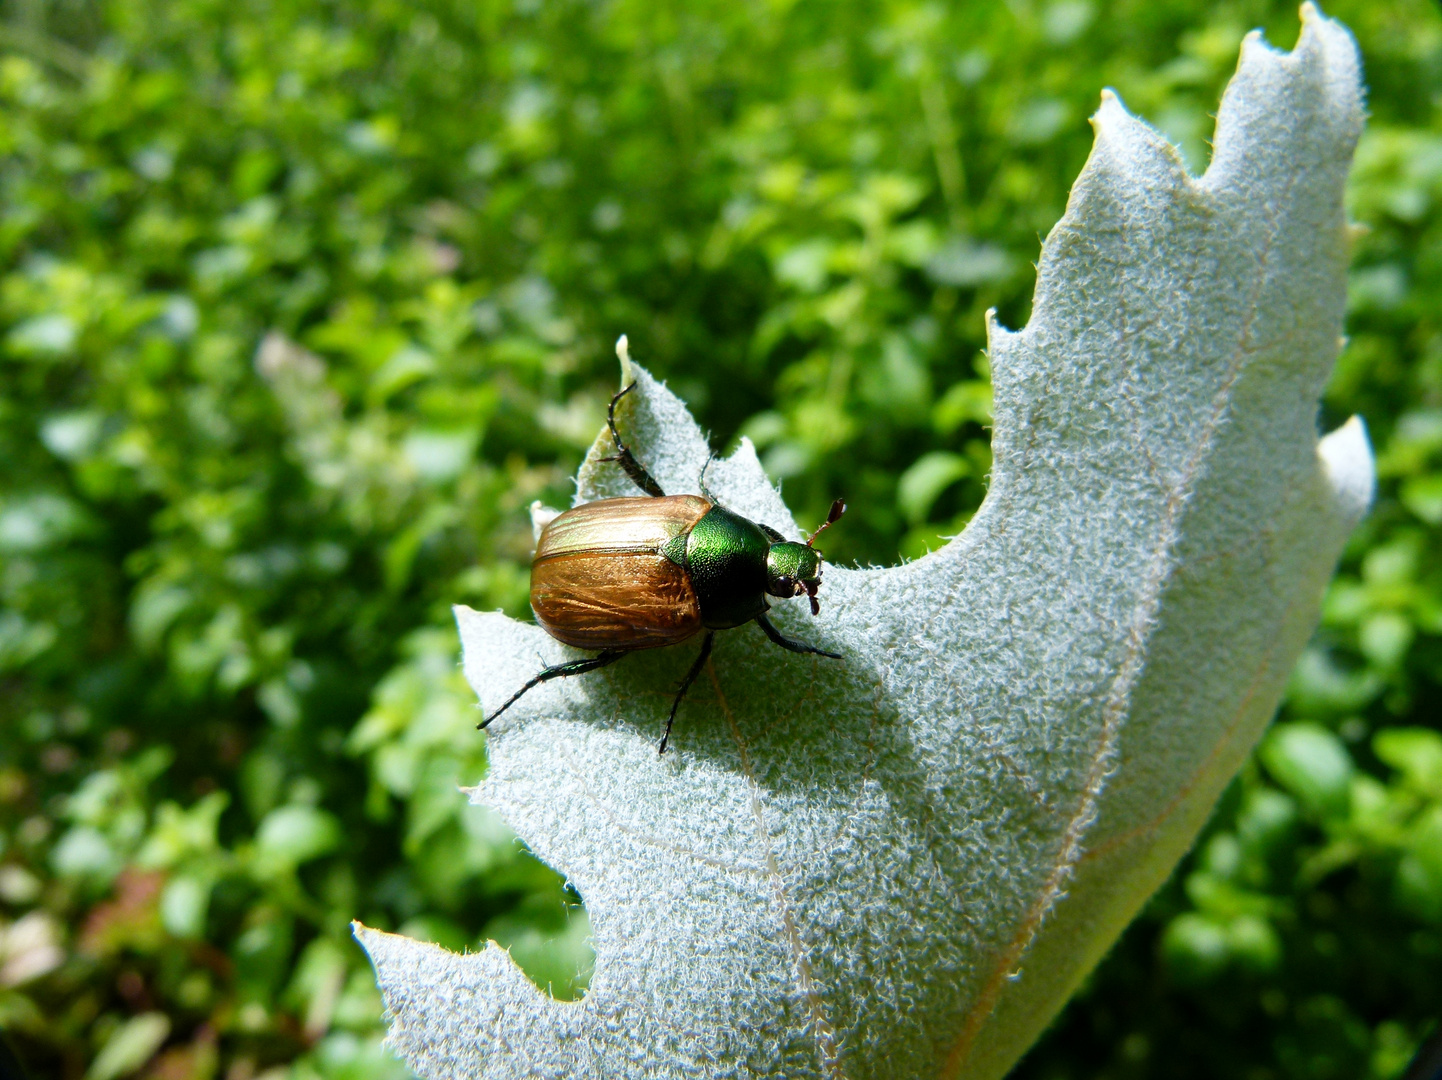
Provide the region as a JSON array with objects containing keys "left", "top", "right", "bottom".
[{"left": 0, "top": 1, "right": 1436, "bottom": 1078}]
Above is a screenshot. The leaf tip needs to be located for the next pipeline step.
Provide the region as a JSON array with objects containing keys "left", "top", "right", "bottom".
[
  {"left": 616, "top": 333, "right": 633, "bottom": 386},
  {"left": 1090, "top": 86, "right": 1127, "bottom": 129},
  {"left": 1076, "top": 85, "right": 1192, "bottom": 203},
  {"left": 1087, "top": 87, "right": 1130, "bottom": 149},
  {"left": 1318, "top": 414, "right": 1374, "bottom": 524},
  {"left": 1243, "top": 1, "right": 1363, "bottom": 119},
  {"left": 531, "top": 499, "right": 560, "bottom": 542},
  {"left": 351, "top": 919, "right": 391, "bottom": 969},
  {"left": 1294, "top": 2, "right": 1364, "bottom": 93},
  {"left": 1296, "top": 0, "right": 1346, "bottom": 44}
]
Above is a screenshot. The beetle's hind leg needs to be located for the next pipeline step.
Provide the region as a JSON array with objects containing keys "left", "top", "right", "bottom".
[
  {"left": 601, "top": 382, "right": 665, "bottom": 497},
  {"left": 479, "top": 650, "right": 627, "bottom": 730},
  {"left": 755, "top": 613, "right": 841, "bottom": 660},
  {"left": 659, "top": 632, "right": 713, "bottom": 754}
]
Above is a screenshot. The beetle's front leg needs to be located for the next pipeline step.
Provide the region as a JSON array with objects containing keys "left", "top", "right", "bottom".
[
  {"left": 479, "top": 650, "right": 627, "bottom": 729},
  {"left": 602, "top": 382, "right": 666, "bottom": 498},
  {"left": 698, "top": 452, "right": 719, "bottom": 502},
  {"left": 755, "top": 613, "right": 841, "bottom": 659}
]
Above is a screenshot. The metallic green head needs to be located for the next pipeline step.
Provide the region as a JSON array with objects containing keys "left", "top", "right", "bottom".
[
  {"left": 762, "top": 499, "right": 846, "bottom": 615},
  {"left": 765, "top": 541, "right": 823, "bottom": 607}
]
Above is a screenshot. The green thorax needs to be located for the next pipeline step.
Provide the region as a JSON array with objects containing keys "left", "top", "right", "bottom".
[{"left": 684, "top": 505, "right": 771, "bottom": 629}]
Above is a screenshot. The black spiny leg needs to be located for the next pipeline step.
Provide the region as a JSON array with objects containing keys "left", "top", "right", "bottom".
[
  {"left": 603, "top": 382, "right": 665, "bottom": 497},
  {"left": 755, "top": 613, "right": 841, "bottom": 660},
  {"left": 659, "top": 631, "right": 714, "bottom": 754},
  {"left": 479, "top": 651, "right": 627, "bottom": 730},
  {"left": 698, "top": 452, "right": 718, "bottom": 502}
]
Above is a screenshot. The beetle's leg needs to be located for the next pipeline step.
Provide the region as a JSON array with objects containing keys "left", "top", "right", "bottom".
[
  {"left": 659, "top": 632, "right": 714, "bottom": 754},
  {"left": 755, "top": 613, "right": 841, "bottom": 660},
  {"left": 602, "top": 382, "right": 665, "bottom": 498},
  {"left": 698, "top": 452, "right": 718, "bottom": 502},
  {"left": 757, "top": 522, "right": 786, "bottom": 544},
  {"left": 479, "top": 650, "right": 627, "bottom": 730}
]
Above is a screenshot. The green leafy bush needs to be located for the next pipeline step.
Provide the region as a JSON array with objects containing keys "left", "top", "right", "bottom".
[{"left": 0, "top": 0, "right": 1438, "bottom": 1077}]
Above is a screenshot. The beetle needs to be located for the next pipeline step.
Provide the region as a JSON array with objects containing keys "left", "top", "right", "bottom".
[{"left": 479, "top": 381, "right": 845, "bottom": 753}]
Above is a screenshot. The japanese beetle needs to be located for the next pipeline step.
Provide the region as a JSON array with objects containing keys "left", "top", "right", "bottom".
[{"left": 480, "top": 380, "right": 845, "bottom": 752}]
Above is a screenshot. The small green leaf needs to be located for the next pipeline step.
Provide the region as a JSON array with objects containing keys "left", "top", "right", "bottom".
[
  {"left": 924, "top": 239, "right": 1017, "bottom": 287},
  {"left": 897, "top": 451, "right": 970, "bottom": 524},
  {"left": 7, "top": 313, "right": 77, "bottom": 358},
  {"left": 39, "top": 410, "right": 105, "bottom": 460},
  {"left": 1400, "top": 473, "right": 1442, "bottom": 525},
  {"left": 1227, "top": 913, "right": 1282, "bottom": 974},
  {"left": 254, "top": 805, "right": 341, "bottom": 874},
  {"left": 1396, "top": 806, "right": 1442, "bottom": 922},
  {"left": 1374, "top": 728, "right": 1442, "bottom": 799},
  {"left": 1260, "top": 723, "right": 1355, "bottom": 820},
  {"left": 933, "top": 380, "right": 993, "bottom": 434},
  {"left": 50, "top": 826, "right": 121, "bottom": 883},
  {"left": 1161, "top": 913, "right": 1231, "bottom": 984},
  {"left": 86, "top": 1013, "right": 170, "bottom": 1080},
  {"left": 159, "top": 875, "right": 211, "bottom": 939},
  {"left": 1358, "top": 611, "right": 1413, "bottom": 669},
  {"left": 0, "top": 493, "right": 94, "bottom": 553}
]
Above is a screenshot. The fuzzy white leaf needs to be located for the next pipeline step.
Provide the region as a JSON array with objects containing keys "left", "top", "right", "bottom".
[{"left": 356, "top": 9, "right": 1372, "bottom": 1078}]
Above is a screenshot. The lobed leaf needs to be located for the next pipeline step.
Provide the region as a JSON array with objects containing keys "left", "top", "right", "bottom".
[{"left": 357, "top": 7, "right": 1373, "bottom": 1077}]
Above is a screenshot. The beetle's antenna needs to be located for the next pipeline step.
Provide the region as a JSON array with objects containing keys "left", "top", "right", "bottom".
[
  {"left": 804, "top": 580, "right": 820, "bottom": 616},
  {"left": 807, "top": 499, "right": 846, "bottom": 547}
]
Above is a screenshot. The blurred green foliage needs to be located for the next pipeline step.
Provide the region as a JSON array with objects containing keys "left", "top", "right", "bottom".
[{"left": 0, "top": 0, "right": 1438, "bottom": 1077}]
